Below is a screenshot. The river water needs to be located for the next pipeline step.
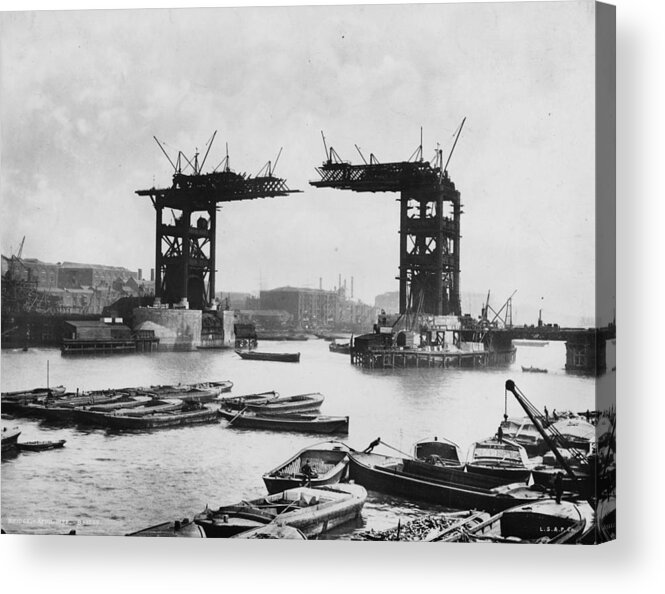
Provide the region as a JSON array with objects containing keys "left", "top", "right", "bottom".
[{"left": 1, "top": 339, "right": 614, "bottom": 538}]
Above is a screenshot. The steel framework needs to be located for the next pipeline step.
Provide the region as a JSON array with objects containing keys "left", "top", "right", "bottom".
[
  {"left": 136, "top": 138, "right": 299, "bottom": 310},
  {"left": 311, "top": 145, "right": 462, "bottom": 316}
]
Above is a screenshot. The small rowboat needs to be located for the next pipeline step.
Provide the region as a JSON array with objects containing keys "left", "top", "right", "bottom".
[
  {"left": 521, "top": 366, "right": 548, "bottom": 373},
  {"left": 244, "top": 392, "right": 324, "bottom": 415},
  {"left": 219, "top": 391, "right": 280, "bottom": 411},
  {"left": 194, "top": 483, "right": 367, "bottom": 538},
  {"left": 17, "top": 439, "right": 66, "bottom": 451},
  {"left": 219, "top": 409, "right": 349, "bottom": 434},
  {"left": 235, "top": 350, "right": 300, "bottom": 363},
  {"left": 263, "top": 441, "right": 351, "bottom": 494},
  {"left": 465, "top": 437, "right": 534, "bottom": 482}
]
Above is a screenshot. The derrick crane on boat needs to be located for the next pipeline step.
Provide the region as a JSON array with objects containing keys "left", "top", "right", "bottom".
[
  {"left": 504, "top": 380, "right": 590, "bottom": 483},
  {"left": 136, "top": 132, "right": 301, "bottom": 310},
  {"left": 311, "top": 121, "right": 466, "bottom": 317}
]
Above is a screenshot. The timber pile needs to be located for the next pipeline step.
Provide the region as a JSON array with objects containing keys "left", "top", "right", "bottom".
[{"left": 354, "top": 512, "right": 480, "bottom": 542}]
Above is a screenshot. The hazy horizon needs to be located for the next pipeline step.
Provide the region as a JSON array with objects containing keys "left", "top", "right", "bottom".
[{"left": 0, "top": 3, "right": 610, "bottom": 326}]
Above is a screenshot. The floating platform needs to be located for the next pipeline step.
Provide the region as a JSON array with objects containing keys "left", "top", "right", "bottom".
[{"left": 350, "top": 347, "right": 515, "bottom": 369}]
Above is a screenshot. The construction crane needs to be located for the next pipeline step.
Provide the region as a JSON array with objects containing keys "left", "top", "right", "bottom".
[{"left": 504, "top": 380, "right": 590, "bottom": 483}]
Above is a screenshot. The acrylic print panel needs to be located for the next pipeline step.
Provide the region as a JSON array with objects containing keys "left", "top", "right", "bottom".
[{"left": 0, "top": 1, "right": 615, "bottom": 543}]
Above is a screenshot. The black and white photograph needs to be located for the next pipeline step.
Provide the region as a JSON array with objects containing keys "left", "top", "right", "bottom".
[{"left": 1, "top": 0, "right": 620, "bottom": 569}]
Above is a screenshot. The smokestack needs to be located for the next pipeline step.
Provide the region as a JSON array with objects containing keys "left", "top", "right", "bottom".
[
  {"left": 338, "top": 273, "right": 341, "bottom": 290},
  {"left": 150, "top": 268, "right": 155, "bottom": 282},
  {"left": 138, "top": 269, "right": 143, "bottom": 281},
  {"left": 351, "top": 276, "right": 354, "bottom": 299},
  {"left": 319, "top": 277, "right": 322, "bottom": 290}
]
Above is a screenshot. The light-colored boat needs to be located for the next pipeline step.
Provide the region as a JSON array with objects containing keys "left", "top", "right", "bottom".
[{"left": 194, "top": 483, "right": 367, "bottom": 538}]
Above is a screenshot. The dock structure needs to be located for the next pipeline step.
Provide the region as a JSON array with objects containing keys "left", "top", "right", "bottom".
[
  {"left": 136, "top": 133, "right": 300, "bottom": 310},
  {"left": 311, "top": 129, "right": 463, "bottom": 317}
]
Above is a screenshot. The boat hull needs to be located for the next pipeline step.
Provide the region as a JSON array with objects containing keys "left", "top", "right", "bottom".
[
  {"left": 348, "top": 452, "right": 548, "bottom": 514},
  {"left": 236, "top": 351, "right": 300, "bottom": 363},
  {"left": 219, "top": 410, "right": 349, "bottom": 434},
  {"left": 17, "top": 439, "right": 66, "bottom": 451}
]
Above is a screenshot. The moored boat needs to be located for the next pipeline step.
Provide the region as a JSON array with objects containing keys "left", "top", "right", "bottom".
[
  {"left": 194, "top": 483, "right": 367, "bottom": 538},
  {"left": 244, "top": 392, "right": 324, "bottom": 415},
  {"left": 1, "top": 385, "right": 67, "bottom": 401},
  {"left": 235, "top": 350, "right": 300, "bottom": 363},
  {"left": 347, "top": 450, "right": 552, "bottom": 514},
  {"left": 127, "top": 517, "right": 206, "bottom": 537},
  {"left": 263, "top": 441, "right": 351, "bottom": 494},
  {"left": 102, "top": 404, "right": 220, "bottom": 430},
  {"left": 17, "top": 439, "right": 66, "bottom": 451},
  {"left": 219, "top": 409, "right": 349, "bottom": 434},
  {"left": 414, "top": 436, "right": 465, "bottom": 469},
  {"left": 499, "top": 417, "right": 548, "bottom": 456},
  {"left": 329, "top": 341, "right": 350, "bottom": 354},
  {"left": 1, "top": 426, "right": 21, "bottom": 451},
  {"left": 465, "top": 437, "right": 533, "bottom": 482},
  {"left": 219, "top": 391, "right": 280, "bottom": 411},
  {"left": 441, "top": 499, "right": 595, "bottom": 544}
]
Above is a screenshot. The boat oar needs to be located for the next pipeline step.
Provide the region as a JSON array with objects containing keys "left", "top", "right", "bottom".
[{"left": 228, "top": 406, "right": 248, "bottom": 424}]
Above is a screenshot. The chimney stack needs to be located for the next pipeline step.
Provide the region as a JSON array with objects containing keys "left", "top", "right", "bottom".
[
  {"left": 319, "top": 277, "right": 322, "bottom": 290},
  {"left": 351, "top": 276, "right": 354, "bottom": 299},
  {"left": 138, "top": 268, "right": 143, "bottom": 281},
  {"left": 150, "top": 268, "right": 155, "bottom": 282}
]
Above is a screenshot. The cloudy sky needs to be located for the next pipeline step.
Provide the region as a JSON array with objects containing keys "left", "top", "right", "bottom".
[{"left": 0, "top": 2, "right": 605, "bottom": 326}]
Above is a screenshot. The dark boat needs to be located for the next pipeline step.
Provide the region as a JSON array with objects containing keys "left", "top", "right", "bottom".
[
  {"left": 218, "top": 391, "right": 280, "bottom": 411},
  {"left": 127, "top": 517, "right": 206, "bottom": 537},
  {"left": 465, "top": 437, "right": 534, "bottom": 482},
  {"left": 17, "top": 439, "right": 66, "bottom": 451},
  {"left": 414, "top": 436, "right": 465, "bottom": 469},
  {"left": 1, "top": 426, "right": 21, "bottom": 451},
  {"left": 441, "top": 500, "right": 595, "bottom": 544},
  {"left": 521, "top": 366, "right": 548, "bottom": 373},
  {"left": 235, "top": 350, "right": 300, "bottom": 363},
  {"left": 219, "top": 409, "right": 349, "bottom": 434},
  {"left": 329, "top": 341, "right": 350, "bottom": 354},
  {"left": 263, "top": 441, "right": 351, "bottom": 493},
  {"left": 347, "top": 451, "right": 552, "bottom": 514},
  {"left": 194, "top": 484, "right": 366, "bottom": 538},
  {"left": 244, "top": 392, "right": 324, "bottom": 415}
]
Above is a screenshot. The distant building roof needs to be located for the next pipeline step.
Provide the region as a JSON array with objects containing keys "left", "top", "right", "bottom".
[
  {"left": 64, "top": 320, "right": 118, "bottom": 328},
  {"left": 264, "top": 286, "right": 335, "bottom": 295}
]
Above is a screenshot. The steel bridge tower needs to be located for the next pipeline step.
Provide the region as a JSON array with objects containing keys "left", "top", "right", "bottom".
[
  {"left": 136, "top": 134, "right": 299, "bottom": 310},
  {"left": 310, "top": 133, "right": 462, "bottom": 317}
]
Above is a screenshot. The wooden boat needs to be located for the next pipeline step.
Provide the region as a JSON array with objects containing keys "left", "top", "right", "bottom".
[
  {"left": 1, "top": 426, "right": 21, "bottom": 451},
  {"left": 196, "top": 380, "right": 233, "bottom": 395},
  {"left": 263, "top": 441, "right": 351, "bottom": 494},
  {"left": 219, "top": 391, "right": 280, "bottom": 411},
  {"left": 465, "top": 437, "right": 534, "bottom": 482},
  {"left": 347, "top": 451, "right": 552, "bottom": 514},
  {"left": 127, "top": 517, "right": 206, "bottom": 537},
  {"left": 329, "top": 341, "right": 350, "bottom": 354},
  {"left": 232, "top": 523, "right": 307, "bottom": 540},
  {"left": 499, "top": 417, "right": 548, "bottom": 456},
  {"left": 133, "top": 384, "right": 222, "bottom": 403},
  {"left": 1, "top": 385, "right": 66, "bottom": 401},
  {"left": 104, "top": 405, "right": 220, "bottom": 430},
  {"left": 17, "top": 439, "right": 66, "bottom": 451},
  {"left": 235, "top": 350, "right": 300, "bottom": 363},
  {"left": 521, "top": 366, "right": 548, "bottom": 373},
  {"left": 194, "top": 484, "right": 367, "bottom": 538},
  {"left": 550, "top": 417, "right": 596, "bottom": 454},
  {"left": 441, "top": 500, "right": 595, "bottom": 544},
  {"left": 414, "top": 436, "right": 465, "bottom": 469},
  {"left": 113, "top": 398, "right": 184, "bottom": 417},
  {"left": 219, "top": 409, "right": 349, "bottom": 434},
  {"left": 244, "top": 392, "right": 324, "bottom": 415}
]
